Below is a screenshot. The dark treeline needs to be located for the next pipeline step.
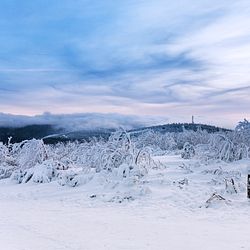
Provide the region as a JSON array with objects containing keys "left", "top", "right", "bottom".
[{"left": 0, "top": 123, "right": 231, "bottom": 144}]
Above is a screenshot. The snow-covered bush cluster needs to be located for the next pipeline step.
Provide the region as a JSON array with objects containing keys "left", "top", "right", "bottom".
[
  {"left": 195, "top": 120, "right": 250, "bottom": 162},
  {"left": 0, "top": 120, "right": 250, "bottom": 188},
  {"left": 0, "top": 131, "right": 157, "bottom": 193},
  {"left": 134, "top": 120, "right": 250, "bottom": 163}
]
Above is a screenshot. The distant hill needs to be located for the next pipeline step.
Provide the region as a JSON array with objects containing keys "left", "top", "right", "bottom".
[
  {"left": 0, "top": 125, "right": 62, "bottom": 144},
  {"left": 129, "top": 123, "right": 231, "bottom": 135},
  {"left": 0, "top": 123, "right": 231, "bottom": 144}
]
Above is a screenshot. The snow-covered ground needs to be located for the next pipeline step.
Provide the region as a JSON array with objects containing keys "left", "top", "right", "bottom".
[{"left": 1, "top": 155, "right": 250, "bottom": 250}]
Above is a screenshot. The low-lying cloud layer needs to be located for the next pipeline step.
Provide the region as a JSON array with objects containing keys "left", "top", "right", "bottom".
[
  {"left": 0, "top": 0, "right": 249, "bottom": 128},
  {"left": 0, "top": 112, "right": 167, "bottom": 131}
]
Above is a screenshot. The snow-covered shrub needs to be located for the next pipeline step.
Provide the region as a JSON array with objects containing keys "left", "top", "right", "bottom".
[
  {"left": 46, "top": 141, "right": 90, "bottom": 167},
  {"left": 135, "top": 131, "right": 177, "bottom": 152},
  {"left": 16, "top": 139, "right": 48, "bottom": 169},
  {"left": 205, "top": 193, "right": 231, "bottom": 208},
  {"left": 208, "top": 133, "right": 249, "bottom": 162},
  {"left": 0, "top": 142, "right": 8, "bottom": 164},
  {"left": 174, "top": 127, "right": 210, "bottom": 149},
  {"left": 11, "top": 159, "right": 69, "bottom": 184},
  {"left": 0, "top": 139, "right": 18, "bottom": 179},
  {"left": 210, "top": 134, "right": 234, "bottom": 162},
  {"left": 181, "top": 142, "right": 195, "bottom": 159},
  {"left": 234, "top": 119, "right": 250, "bottom": 147},
  {"left": 193, "top": 132, "right": 246, "bottom": 163},
  {"left": 0, "top": 166, "right": 15, "bottom": 180},
  {"left": 224, "top": 178, "right": 238, "bottom": 194},
  {"left": 57, "top": 166, "right": 93, "bottom": 187},
  {"left": 82, "top": 131, "right": 156, "bottom": 176},
  {"left": 233, "top": 143, "right": 248, "bottom": 160}
]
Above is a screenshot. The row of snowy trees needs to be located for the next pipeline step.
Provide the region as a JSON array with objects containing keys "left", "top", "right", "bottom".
[
  {"left": 134, "top": 120, "right": 250, "bottom": 162},
  {"left": 0, "top": 120, "right": 250, "bottom": 184}
]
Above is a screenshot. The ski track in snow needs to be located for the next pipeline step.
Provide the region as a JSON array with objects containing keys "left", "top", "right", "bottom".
[{"left": 1, "top": 155, "right": 250, "bottom": 250}]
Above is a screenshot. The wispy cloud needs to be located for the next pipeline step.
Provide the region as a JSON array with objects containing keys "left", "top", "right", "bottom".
[{"left": 0, "top": 0, "right": 249, "bottom": 128}]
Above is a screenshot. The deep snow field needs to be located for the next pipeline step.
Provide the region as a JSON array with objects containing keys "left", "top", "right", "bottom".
[{"left": 1, "top": 154, "right": 250, "bottom": 250}]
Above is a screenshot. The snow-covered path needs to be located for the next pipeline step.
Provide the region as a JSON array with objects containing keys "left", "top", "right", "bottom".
[
  {"left": 1, "top": 197, "right": 249, "bottom": 250},
  {"left": 1, "top": 155, "right": 250, "bottom": 250}
]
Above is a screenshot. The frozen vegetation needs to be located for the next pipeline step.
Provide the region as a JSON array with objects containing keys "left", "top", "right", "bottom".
[{"left": 1, "top": 120, "right": 250, "bottom": 249}]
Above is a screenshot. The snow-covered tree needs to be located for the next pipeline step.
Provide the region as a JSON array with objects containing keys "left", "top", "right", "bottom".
[
  {"left": 234, "top": 119, "right": 250, "bottom": 147},
  {"left": 16, "top": 139, "right": 48, "bottom": 169},
  {"left": 181, "top": 142, "right": 195, "bottom": 159}
]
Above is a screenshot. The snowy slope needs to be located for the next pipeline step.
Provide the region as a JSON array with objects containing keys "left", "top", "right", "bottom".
[{"left": 0, "top": 155, "right": 250, "bottom": 250}]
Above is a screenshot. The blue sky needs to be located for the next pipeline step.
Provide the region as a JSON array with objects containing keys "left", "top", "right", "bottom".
[{"left": 0, "top": 0, "right": 250, "bottom": 128}]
